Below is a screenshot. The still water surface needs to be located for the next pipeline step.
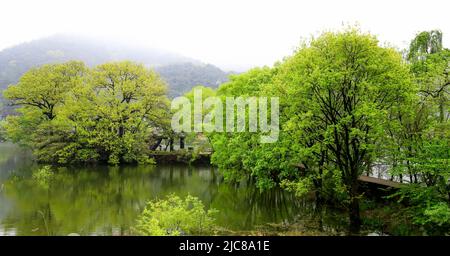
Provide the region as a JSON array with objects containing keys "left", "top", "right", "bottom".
[{"left": 0, "top": 143, "right": 318, "bottom": 236}]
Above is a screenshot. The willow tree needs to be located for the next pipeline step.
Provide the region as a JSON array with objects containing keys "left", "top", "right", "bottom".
[
  {"left": 408, "top": 30, "right": 449, "bottom": 123},
  {"left": 394, "top": 30, "right": 450, "bottom": 188},
  {"left": 278, "top": 29, "right": 413, "bottom": 232},
  {"left": 385, "top": 31, "right": 450, "bottom": 234},
  {"left": 407, "top": 30, "right": 443, "bottom": 61}
]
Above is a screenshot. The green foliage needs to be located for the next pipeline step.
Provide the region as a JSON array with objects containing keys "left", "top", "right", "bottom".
[
  {"left": 407, "top": 30, "right": 443, "bottom": 61},
  {"left": 390, "top": 185, "right": 450, "bottom": 235},
  {"left": 3, "top": 61, "right": 170, "bottom": 164},
  {"left": 32, "top": 165, "right": 54, "bottom": 189},
  {"left": 382, "top": 30, "right": 450, "bottom": 235},
  {"left": 281, "top": 178, "right": 313, "bottom": 198},
  {"left": 135, "top": 194, "right": 217, "bottom": 236},
  {"left": 210, "top": 28, "right": 414, "bottom": 232},
  {"left": 3, "top": 61, "right": 86, "bottom": 120},
  {"left": 421, "top": 202, "right": 450, "bottom": 227},
  {"left": 210, "top": 67, "right": 292, "bottom": 190},
  {"left": 276, "top": 29, "right": 415, "bottom": 231}
]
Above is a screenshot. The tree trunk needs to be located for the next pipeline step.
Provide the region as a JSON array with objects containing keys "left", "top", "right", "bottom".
[
  {"left": 169, "top": 138, "right": 174, "bottom": 151},
  {"left": 315, "top": 194, "right": 324, "bottom": 232},
  {"left": 150, "top": 138, "right": 163, "bottom": 150},
  {"left": 118, "top": 126, "right": 124, "bottom": 137},
  {"left": 349, "top": 181, "right": 361, "bottom": 234},
  {"left": 180, "top": 137, "right": 185, "bottom": 149}
]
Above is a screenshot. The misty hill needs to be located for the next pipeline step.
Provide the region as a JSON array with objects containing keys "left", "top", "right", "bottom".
[
  {"left": 155, "top": 63, "right": 231, "bottom": 97},
  {"left": 0, "top": 35, "right": 232, "bottom": 116}
]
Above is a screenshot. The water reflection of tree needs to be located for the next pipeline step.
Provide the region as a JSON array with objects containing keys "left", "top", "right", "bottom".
[
  {"left": 1, "top": 158, "right": 346, "bottom": 235},
  {"left": 2, "top": 164, "right": 220, "bottom": 235},
  {"left": 209, "top": 178, "right": 305, "bottom": 230},
  {"left": 2, "top": 166, "right": 159, "bottom": 235},
  {"left": 0, "top": 143, "right": 35, "bottom": 181}
]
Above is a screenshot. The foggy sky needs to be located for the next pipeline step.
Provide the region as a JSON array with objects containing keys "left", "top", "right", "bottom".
[{"left": 1, "top": 0, "right": 449, "bottom": 71}]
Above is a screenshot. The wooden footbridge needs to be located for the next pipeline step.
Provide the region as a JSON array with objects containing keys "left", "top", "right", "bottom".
[
  {"left": 294, "top": 163, "right": 404, "bottom": 189},
  {"left": 358, "top": 175, "right": 403, "bottom": 188}
]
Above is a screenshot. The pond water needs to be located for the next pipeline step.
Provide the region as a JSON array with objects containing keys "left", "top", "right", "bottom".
[{"left": 0, "top": 143, "right": 345, "bottom": 236}]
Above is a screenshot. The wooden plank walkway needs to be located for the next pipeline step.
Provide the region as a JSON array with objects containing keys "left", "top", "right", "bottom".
[
  {"left": 358, "top": 175, "right": 403, "bottom": 188},
  {"left": 293, "top": 163, "right": 404, "bottom": 188}
]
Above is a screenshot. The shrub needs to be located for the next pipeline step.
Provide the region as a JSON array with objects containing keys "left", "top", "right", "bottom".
[
  {"left": 135, "top": 194, "right": 217, "bottom": 236},
  {"left": 389, "top": 185, "right": 450, "bottom": 235}
]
